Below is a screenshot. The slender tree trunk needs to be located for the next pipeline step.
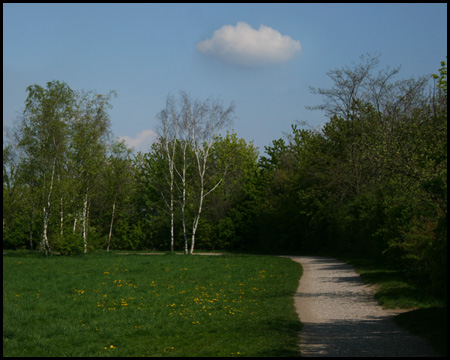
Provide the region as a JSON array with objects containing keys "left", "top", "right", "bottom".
[
  {"left": 107, "top": 197, "right": 116, "bottom": 252},
  {"left": 190, "top": 153, "right": 225, "bottom": 255},
  {"left": 159, "top": 98, "right": 179, "bottom": 253},
  {"left": 182, "top": 176, "right": 188, "bottom": 254},
  {"left": 165, "top": 135, "right": 177, "bottom": 252},
  {"left": 41, "top": 158, "right": 56, "bottom": 256},
  {"left": 42, "top": 209, "right": 50, "bottom": 255},
  {"left": 170, "top": 193, "right": 174, "bottom": 252},
  {"left": 169, "top": 140, "right": 177, "bottom": 253},
  {"left": 29, "top": 202, "right": 34, "bottom": 251},
  {"left": 180, "top": 141, "right": 189, "bottom": 255},
  {"left": 168, "top": 154, "right": 174, "bottom": 252},
  {"left": 73, "top": 214, "right": 77, "bottom": 233},
  {"left": 58, "top": 175, "right": 64, "bottom": 239},
  {"left": 190, "top": 185, "right": 204, "bottom": 255},
  {"left": 60, "top": 196, "right": 64, "bottom": 239},
  {"left": 82, "top": 189, "right": 89, "bottom": 254}
]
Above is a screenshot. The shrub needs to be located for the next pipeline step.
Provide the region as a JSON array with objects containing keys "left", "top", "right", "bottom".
[{"left": 58, "top": 232, "right": 84, "bottom": 256}]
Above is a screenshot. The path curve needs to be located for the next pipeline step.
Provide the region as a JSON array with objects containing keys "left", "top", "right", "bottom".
[{"left": 284, "top": 256, "right": 438, "bottom": 357}]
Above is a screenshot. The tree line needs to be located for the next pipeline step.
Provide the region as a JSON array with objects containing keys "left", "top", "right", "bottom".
[{"left": 3, "top": 54, "right": 447, "bottom": 299}]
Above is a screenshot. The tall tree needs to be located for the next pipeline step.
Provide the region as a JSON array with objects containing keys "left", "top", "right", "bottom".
[
  {"left": 101, "top": 140, "right": 134, "bottom": 251},
  {"left": 155, "top": 92, "right": 234, "bottom": 254},
  {"left": 156, "top": 95, "right": 179, "bottom": 252},
  {"left": 17, "top": 81, "right": 76, "bottom": 255},
  {"left": 201, "top": 132, "right": 260, "bottom": 250},
  {"left": 180, "top": 93, "right": 234, "bottom": 254},
  {"left": 70, "top": 90, "right": 116, "bottom": 253},
  {"left": 175, "top": 92, "right": 234, "bottom": 254},
  {"left": 307, "top": 52, "right": 428, "bottom": 123},
  {"left": 8, "top": 81, "right": 116, "bottom": 254}
]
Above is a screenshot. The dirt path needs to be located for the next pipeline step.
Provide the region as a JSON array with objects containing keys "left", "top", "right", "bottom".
[{"left": 285, "top": 256, "right": 439, "bottom": 357}]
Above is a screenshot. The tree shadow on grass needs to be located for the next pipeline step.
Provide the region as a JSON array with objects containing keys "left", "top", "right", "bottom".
[
  {"left": 394, "top": 307, "right": 447, "bottom": 357},
  {"left": 228, "top": 317, "right": 303, "bottom": 357},
  {"left": 298, "top": 316, "right": 439, "bottom": 357}
]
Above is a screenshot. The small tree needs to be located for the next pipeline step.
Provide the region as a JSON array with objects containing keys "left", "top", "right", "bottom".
[
  {"left": 155, "top": 92, "right": 234, "bottom": 254},
  {"left": 101, "top": 140, "right": 134, "bottom": 251},
  {"left": 156, "top": 95, "right": 179, "bottom": 252},
  {"left": 187, "top": 94, "right": 234, "bottom": 254},
  {"left": 70, "top": 90, "right": 116, "bottom": 253}
]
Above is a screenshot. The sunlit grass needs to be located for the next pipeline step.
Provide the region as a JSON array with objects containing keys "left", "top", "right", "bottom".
[{"left": 3, "top": 250, "right": 302, "bottom": 357}]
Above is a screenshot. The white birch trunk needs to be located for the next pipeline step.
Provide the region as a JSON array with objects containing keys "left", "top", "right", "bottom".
[
  {"left": 182, "top": 177, "right": 188, "bottom": 254},
  {"left": 73, "top": 215, "right": 77, "bottom": 233},
  {"left": 82, "top": 190, "right": 89, "bottom": 254},
  {"left": 158, "top": 98, "right": 180, "bottom": 253},
  {"left": 163, "top": 117, "right": 178, "bottom": 252},
  {"left": 60, "top": 196, "right": 64, "bottom": 239},
  {"left": 168, "top": 147, "right": 175, "bottom": 253},
  {"left": 29, "top": 203, "right": 34, "bottom": 251},
  {"left": 58, "top": 174, "right": 63, "bottom": 239},
  {"left": 41, "top": 158, "right": 56, "bottom": 256},
  {"left": 190, "top": 185, "right": 203, "bottom": 255},
  {"left": 170, "top": 192, "right": 174, "bottom": 252},
  {"left": 87, "top": 199, "right": 90, "bottom": 239},
  {"left": 181, "top": 141, "right": 188, "bottom": 254},
  {"left": 41, "top": 209, "right": 50, "bottom": 255},
  {"left": 107, "top": 198, "right": 116, "bottom": 252}
]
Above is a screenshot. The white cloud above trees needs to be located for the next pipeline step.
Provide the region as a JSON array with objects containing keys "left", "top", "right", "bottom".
[
  {"left": 117, "top": 129, "right": 157, "bottom": 153},
  {"left": 196, "top": 21, "right": 301, "bottom": 67}
]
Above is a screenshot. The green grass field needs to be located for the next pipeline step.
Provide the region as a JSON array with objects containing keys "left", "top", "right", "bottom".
[{"left": 3, "top": 251, "right": 303, "bottom": 357}]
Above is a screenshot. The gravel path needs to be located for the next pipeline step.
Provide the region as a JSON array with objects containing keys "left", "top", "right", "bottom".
[{"left": 285, "top": 256, "right": 438, "bottom": 357}]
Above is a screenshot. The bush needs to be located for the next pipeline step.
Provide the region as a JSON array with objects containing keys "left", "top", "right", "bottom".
[
  {"left": 58, "top": 232, "right": 84, "bottom": 256},
  {"left": 114, "top": 221, "right": 145, "bottom": 250},
  {"left": 2, "top": 216, "right": 29, "bottom": 250}
]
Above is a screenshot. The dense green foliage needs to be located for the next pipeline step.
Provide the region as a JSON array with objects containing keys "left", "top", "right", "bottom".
[
  {"left": 4, "top": 56, "right": 447, "bottom": 301},
  {"left": 3, "top": 251, "right": 302, "bottom": 357},
  {"left": 249, "top": 56, "right": 446, "bottom": 302}
]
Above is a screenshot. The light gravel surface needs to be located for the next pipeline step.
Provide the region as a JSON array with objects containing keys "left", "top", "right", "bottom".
[{"left": 285, "top": 256, "right": 439, "bottom": 357}]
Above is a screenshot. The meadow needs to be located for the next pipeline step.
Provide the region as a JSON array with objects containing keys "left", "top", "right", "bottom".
[{"left": 3, "top": 251, "right": 303, "bottom": 357}]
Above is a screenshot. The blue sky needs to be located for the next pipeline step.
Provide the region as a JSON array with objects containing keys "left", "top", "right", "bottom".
[{"left": 3, "top": 3, "right": 447, "bottom": 154}]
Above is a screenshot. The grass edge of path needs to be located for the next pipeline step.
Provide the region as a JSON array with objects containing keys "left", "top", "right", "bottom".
[{"left": 337, "top": 255, "right": 447, "bottom": 357}]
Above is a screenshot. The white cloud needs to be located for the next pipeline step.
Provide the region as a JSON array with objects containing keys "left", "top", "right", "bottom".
[
  {"left": 117, "top": 129, "right": 157, "bottom": 153},
  {"left": 196, "top": 21, "right": 301, "bottom": 67}
]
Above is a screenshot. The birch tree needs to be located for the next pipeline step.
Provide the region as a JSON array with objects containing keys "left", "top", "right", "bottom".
[
  {"left": 70, "top": 90, "right": 115, "bottom": 253},
  {"left": 155, "top": 92, "right": 234, "bottom": 253},
  {"left": 101, "top": 140, "right": 133, "bottom": 251},
  {"left": 154, "top": 94, "right": 192, "bottom": 253},
  {"left": 17, "top": 81, "right": 75, "bottom": 255},
  {"left": 187, "top": 95, "right": 234, "bottom": 254},
  {"left": 156, "top": 95, "right": 179, "bottom": 252},
  {"left": 177, "top": 93, "right": 200, "bottom": 254}
]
